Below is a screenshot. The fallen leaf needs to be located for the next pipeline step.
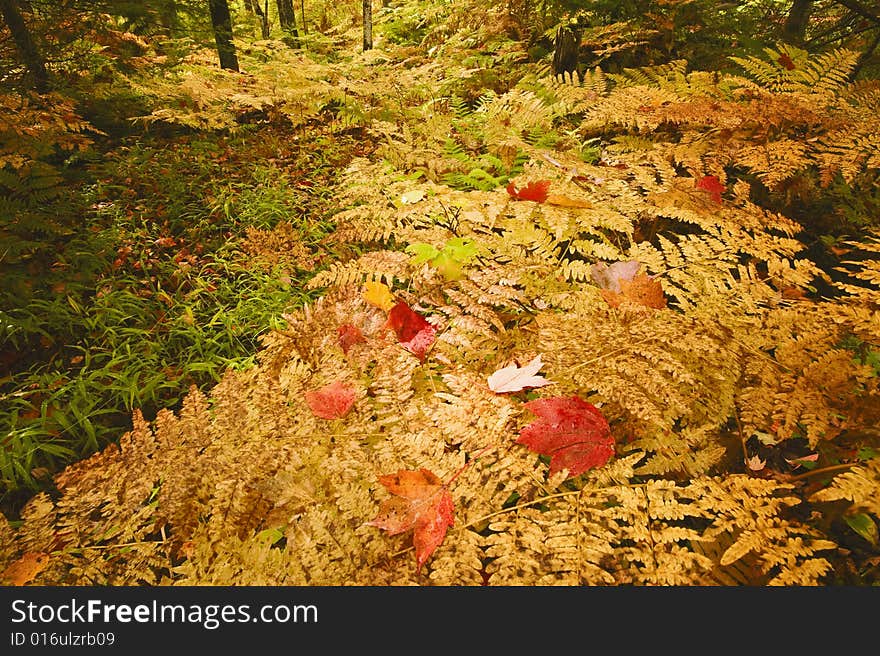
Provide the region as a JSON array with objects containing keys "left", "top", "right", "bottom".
[
  {"left": 746, "top": 455, "right": 766, "bottom": 471},
  {"left": 545, "top": 194, "right": 592, "bottom": 209},
  {"left": 590, "top": 260, "right": 641, "bottom": 293},
  {"left": 400, "top": 189, "right": 426, "bottom": 204},
  {"left": 695, "top": 175, "right": 725, "bottom": 203},
  {"left": 337, "top": 324, "right": 365, "bottom": 354},
  {"left": 305, "top": 380, "right": 356, "bottom": 419},
  {"left": 777, "top": 53, "right": 796, "bottom": 70},
  {"left": 785, "top": 453, "right": 818, "bottom": 468},
  {"left": 1, "top": 552, "right": 50, "bottom": 586},
  {"left": 363, "top": 280, "right": 396, "bottom": 312},
  {"left": 506, "top": 180, "right": 551, "bottom": 203},
  {"left": 600, "top": 273, "right": 668, "bottom": 309},
  {"left": 385, "top": 301, "right": 437, "bottom": 362},
  {"left": 487, "top": 355, "right": 555, "bottom": 393},
  {"left": 366, "top": 468, "right": 454, "bottom": 573},
  {"left": 517, "top": 396, "right": 615, "bottom": 478}
]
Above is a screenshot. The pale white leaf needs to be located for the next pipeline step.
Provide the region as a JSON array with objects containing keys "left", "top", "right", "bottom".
[{"left": 487, "top": 355, "right": 554, "bottom": 393}]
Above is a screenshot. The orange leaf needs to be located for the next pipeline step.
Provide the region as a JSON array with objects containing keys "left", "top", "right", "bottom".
[
  {"left": 305, "top": 380, "right": 356, "bottom": 419},
  {"left": 545, "top": 194, "right": 592, "bottom": 209},
  {"left": 1, "top": 552, "right": 50, "bottom": 586},
  {"left": 600, "top": 273, "right": 667, "bottom": 309},
  {"left": 506, "top": 180, "right": 551, "bottom": 203},
  {"left": 366, "top": 468, "right": 454, "bottom": 572}
]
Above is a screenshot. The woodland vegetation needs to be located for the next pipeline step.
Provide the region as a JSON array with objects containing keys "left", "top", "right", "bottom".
[{"left": 1, "top": 0, "right": 879, "bottom": 586}]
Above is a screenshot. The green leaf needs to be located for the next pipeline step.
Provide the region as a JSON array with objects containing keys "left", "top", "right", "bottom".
[
  {"left": 433, "top": 251, "right": 464, "bottom": 281},
  {"left": 405, "top": 242, "right": 440, "bottom": 265},
  {"left": 845, "top": 513, "right": 878, "bottom": 546},
  {"left": 444, "top": 237, "right": 478, "bottom": 262}
]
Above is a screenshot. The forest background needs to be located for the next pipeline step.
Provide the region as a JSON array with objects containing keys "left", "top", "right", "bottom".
[{"left": 0, "top": 0, "right": 879, "bottom": 586}]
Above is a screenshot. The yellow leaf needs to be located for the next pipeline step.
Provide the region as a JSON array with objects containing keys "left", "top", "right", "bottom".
[{"left": 363, "top": 280, "right": 396, "bottom": 311}]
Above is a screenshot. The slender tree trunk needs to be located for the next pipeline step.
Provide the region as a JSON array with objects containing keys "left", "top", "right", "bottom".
[
  {"left": 208, "top": 0, "right": 239, "bottom": 71},
  {"left": 300, "top": 0, "right": 307, "bottom": 33},
  {"left": 251, "top": 0, "right": 269, "bottom": 38},
  {"left": 783, "top": 0, "right": 813, "bottom": 43},
  {"left": 362, "top": 0, "right": 372, "bottom": 51},
  {"left": 276, "top": 0, "right": 299, "bottom": 45},
  {"left": 552, "top": 24, "right": 580, "bottom": 79},
  {"left": 0, "top": 0, "right": 49, "bottom": 92}
]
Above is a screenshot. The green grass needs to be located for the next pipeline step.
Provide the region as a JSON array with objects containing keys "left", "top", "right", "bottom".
[{"left": 0, "top": 126, "right": 353, "bottom": 516}]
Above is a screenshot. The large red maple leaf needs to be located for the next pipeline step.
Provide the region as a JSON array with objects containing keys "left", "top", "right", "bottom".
[
  {"left": 366, "top": 468, "right": 454, "bottom": 573},
  {"left": 517, "top": 396, "right": 615, "bottom": 478}
]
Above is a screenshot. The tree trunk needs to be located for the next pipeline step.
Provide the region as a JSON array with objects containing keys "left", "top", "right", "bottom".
[
  {"left": 0, "top": 0, "right": 49, "bottom": 92},
  {"left": 208, "top": 0, "right": 239, "bottom": 71},
  {"left": 276, "top": 0, "right": 299, "bottom": 44},
  {"left": 362, "top": 0, "right": 372, "bottom": 51},
  {"left": 783, "top": 0, "right": 813, "bottom": 43},
  {"left": 300, "top": 0, "right": 307, "bottom": 33},
  {"left": 252, "top": 0, "right": 269, "bottom": 38},
  {"left": 552, "top": 24, "right": 580, "bottom": 79}
]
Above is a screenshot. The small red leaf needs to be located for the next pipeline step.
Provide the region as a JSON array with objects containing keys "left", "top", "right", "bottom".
[
  {"left": 506, "top": 180, "right": 551, "bottom": 203},
  {"left": 305, "top": 380, "right": 356, "bottom": 419},
  {"left": 337, "top": 324, "right": 365, "bottom": 354},
  {"left": 367, "top": 468, "right": 454, "bottom": 572},
  {"left": 517, "top": 396, "right": 615, "bottom": 478},
  {"left": 695, "top": 175, "right": 725, "bottom": 203},
  {"left": 385, "top": 301, "right": 437, "bottom": 362},
  {"left": 778, "top": 53, "right": 796, "bottom": 70}
]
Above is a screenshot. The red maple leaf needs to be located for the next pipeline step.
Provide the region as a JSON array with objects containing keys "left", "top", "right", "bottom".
[
  {"left": 385, "top": 301, "right": 437, "bottom": 362},
  {"left": 517, "top": 396, "right": 615, "bottom": 478},
  {"left": 337, "top": 323, "right": 365, "bottom": 354},
  {"left": 695, "top": 175, "right": 725, "bottom": 203},
  {"left": 366, "top": 468, "right": 454, "bottom": 573},
  {"left": 305, "top": 380, "right": 356, "bottom": 419},
  {"left": 506, "top": 179, "right": 551, "bottom": 203}
]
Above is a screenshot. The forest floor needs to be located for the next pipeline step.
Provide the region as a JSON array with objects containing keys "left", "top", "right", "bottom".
[{"left": 2, "top": 16, "right": 880, "bottom": 585}]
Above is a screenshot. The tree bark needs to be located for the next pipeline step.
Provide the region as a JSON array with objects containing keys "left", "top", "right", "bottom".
[
  {"left": 252, "top": 0, "right": 269, "bottom": 38},
  {"left": 208, "top": 0, "right": 239, "bottom": 71},
  {"left": 276, "top": 0, "right": 299, "bottom": 44},
  {"left": 362, "top": 0, "right": 372, "bottom": 51},
  {"left": 552, "top": 24, "right": 580, "bottom": 78},
  {"left": 783, "top": 0, "right": 813, "bottom": 43},
  {"left": 300, "top": 0, "right": 307, "bottom": 33},
  {"left": 0, "top": 0, "right": 49, "bottom": 92}
]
